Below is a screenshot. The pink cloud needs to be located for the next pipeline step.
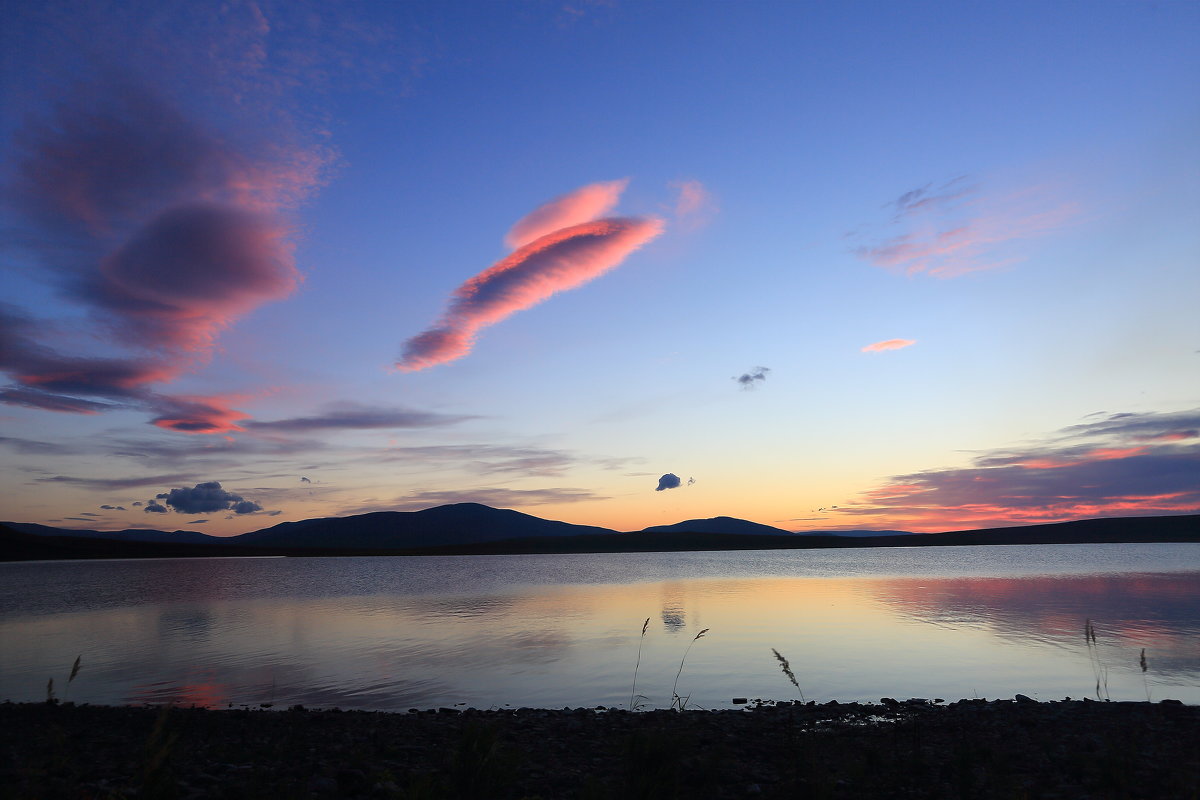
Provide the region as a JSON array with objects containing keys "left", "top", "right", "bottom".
[
  {"left": 504, "top": 179, "right": 628, "bottom": 249},
  {"left": 825, "top": 410, "right": 1200, "bottom": 531},
  {"left": 97, "top": 204, "right": 300, "bottom": 351},
  {"left": 149, "top": 394, "right": 252, "bottom": 435},
  {"left": 399, "top": 216, "right": 665, "bottom": 371},
  {"left": 2, "top": 83, "right": 324, "bottom": 428},
  {"left": 861, "top": 338, "right": 916, "bottom": 353}
]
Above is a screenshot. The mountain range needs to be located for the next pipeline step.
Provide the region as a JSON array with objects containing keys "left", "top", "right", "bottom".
[{"left": 2, "top": 504, "right": 1198, "bottom": 561}]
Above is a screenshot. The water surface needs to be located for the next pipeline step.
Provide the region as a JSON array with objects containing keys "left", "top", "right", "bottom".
[{"left": 2, "top": 544, "right": 1197, "bottom": 709}]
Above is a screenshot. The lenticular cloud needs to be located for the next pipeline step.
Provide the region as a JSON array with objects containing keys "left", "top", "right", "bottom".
[
  {"left": 398, "top": 182, "right": 664, "bottom": 372},
  {"left": 504, "top": 179, "right": 628, "bottom": 249}
]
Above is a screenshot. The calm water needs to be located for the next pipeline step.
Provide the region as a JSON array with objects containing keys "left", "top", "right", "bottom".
[{"left": 2, "top": 544, "right": 1198, "bottom": 709}]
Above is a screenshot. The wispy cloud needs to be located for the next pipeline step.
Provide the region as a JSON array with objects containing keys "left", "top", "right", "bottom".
[
  {"left": 670, "top": 179, "right": 717, "bottom": 230},
  {"left": 246, "top": 403, "right": 476, "bottom": 433},
  {"left": 376, "top": 444, "right": 580, "bottom": 477},
  {"left": 398, "top": 182, "right": 664, "bottom": 371},
  {"left": 861, "top": 339, "right": 916, "bottom": 353},
  {"left": 149, "top": 394, "right": 253, "bottom": 435},
  {"left": 852, "top": 178, "right": 1078, "bottom": 278},
  {"left": 0, "top": 2, "right": 372, "bottom": 431},
  {"left": 0, "top": 436, "right": 76, "bottom": 456},
  {"left": 37, "top": 472, "right": 199, "bottom": 491},
  {"left": 344, "top": 486, "right": 607, "bottom": 515},
  {"left": 832, "top": 409, "right": 1200, "bottom": 531},
  {"left": 0, "top": 85, "right": 321, "bottom": 428}
]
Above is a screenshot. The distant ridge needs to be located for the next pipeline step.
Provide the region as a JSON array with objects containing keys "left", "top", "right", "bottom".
[
  {"left": 795, "top": 529, "right": 916, "bottom": 538},
  {"left": 639, "top": 516, "right": 794, "bottom": 536},
  {"left": 3, "top": 507, "right": 1198, "bottom": 561},
  {"left": 3, "top": 522, "right": 221, "bottom": 546}
]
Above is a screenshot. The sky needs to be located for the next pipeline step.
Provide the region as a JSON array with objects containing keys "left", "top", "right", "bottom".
[{"left": 1, "top": 0, "right": 1197, "bottom": 536}]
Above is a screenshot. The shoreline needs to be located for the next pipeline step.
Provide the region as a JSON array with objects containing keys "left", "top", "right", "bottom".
[{"left": 4, "top": 698, "right": 1197, "bottom": 798}]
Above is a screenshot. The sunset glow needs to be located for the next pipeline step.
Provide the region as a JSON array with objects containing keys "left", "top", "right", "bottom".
[{"left": 1, "top": 1, "right": 1196, "bottom": 536}]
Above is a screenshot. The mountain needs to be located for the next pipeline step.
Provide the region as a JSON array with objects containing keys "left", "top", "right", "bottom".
[
  {"left": 229, "top": 503, "right": 620, "bottom": 549},
  {"left": 3, "top": 522, "right": 223, "bottom": 545},
  {"left": 640, "top": 516, "right": 795, "bottom": 536}
]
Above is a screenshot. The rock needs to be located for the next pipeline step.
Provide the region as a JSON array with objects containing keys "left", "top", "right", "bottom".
[
  {"left": 1015, "top": 694, "right": 1036, "bottom": 704},
  {"left": 732, "top": 697, "right": 748, "bottom": 704}
]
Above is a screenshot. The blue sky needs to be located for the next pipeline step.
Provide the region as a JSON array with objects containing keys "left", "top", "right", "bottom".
[{"left": 2, "top": 0, "right": 1197, "bottom": 534}]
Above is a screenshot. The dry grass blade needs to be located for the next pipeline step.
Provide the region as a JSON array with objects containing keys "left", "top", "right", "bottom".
[
  {"left": 68, "top": 655, "right": 81, "bottom": 684},
  {"left": 629, "top": 617, "right": 651, "bottom": 711},
  {"left": 772, "top": 648, "right": 805, "bottom": 703},
  {"left": 1084, "top": 618, "right": 1108, "bottom": 700},
  {"left": 670, "top": 628, "right": 710, "bottom": 710}
]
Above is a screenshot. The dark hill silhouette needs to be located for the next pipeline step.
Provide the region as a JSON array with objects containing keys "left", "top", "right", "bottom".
[
  {"left": 230, "top": 503, "right": 620, "bottom": 549},
  {"left": 795, "top": 529, "right": 916, "bottom": 538},
  {"left": 640, "top": 516, "right": 795, "bottom": 536},
  {"left": 4, "top": 522, "right": 221, "bottom": 545},
  {"left": 0, "top": 522, "right": 275, "bottom": 561},
  {"left": 4, "top": 506, "right": 1197, "bottom": 561}
]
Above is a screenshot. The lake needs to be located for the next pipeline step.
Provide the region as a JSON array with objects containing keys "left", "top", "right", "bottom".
[{"left": 2, "top": 544, "right": 1198, "bottom": 710}]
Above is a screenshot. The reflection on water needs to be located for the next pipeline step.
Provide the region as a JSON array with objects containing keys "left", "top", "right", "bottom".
[{"left": 1, "top": 544, "right": 1197, "bottom": 709}]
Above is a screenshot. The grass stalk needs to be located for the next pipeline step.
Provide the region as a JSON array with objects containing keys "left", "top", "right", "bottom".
[
  {"left": 65, "top": 655, "right": 81, "bottom": 701},
  {"left": 1084, "top": 619, "right": 1109, "bottom": 700},
  {"left": 670, "top": 628, "right": 708, "bottom": 711},
  {"left": 628, "top": 617, "right": 650, "bottom": 711},
  {"left": 772, "top": 648, "right": 805, "bottom": 703}
]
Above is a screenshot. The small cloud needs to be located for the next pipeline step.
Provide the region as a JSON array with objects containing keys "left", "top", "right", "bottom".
[
  {"left": 300, "top": 476, "right": 312, "bottom": 483},
  {"left": 132, "top": 501, "right": 143, "bottom": 507},
  {"left": 861, "top": 339, "right": 916, "bottom": 353},
  {"left": 687, "top": 477, "right": 695, "bottom": 486},
  {"left": 656, "top": 473, "right": 682, "bottom": 491},
  {"left": 889, "top": 176, "right": 974, "bottom": 219},
  {"left": 150, "top": 394, "right": 250, "bottom": 435},
  {"left": 670, "top": 179, "right": 717, "bottom": 230},
  {"left": 151, "top": 480, "right": 263, "bottom": 514},
  {"left": 734, "top": 366, "right": 770, "bottom": 389},
  {"left": 144, "top": 502, "right": 168, "bottom": 513},
  {"left": 188, "top": 519, "right": 208, "bottom": 524}
]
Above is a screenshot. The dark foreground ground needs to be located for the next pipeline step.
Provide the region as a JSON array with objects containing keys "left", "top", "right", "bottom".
[{"left": 2, "top": 698, "right": 1197, "bottom": 799}]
